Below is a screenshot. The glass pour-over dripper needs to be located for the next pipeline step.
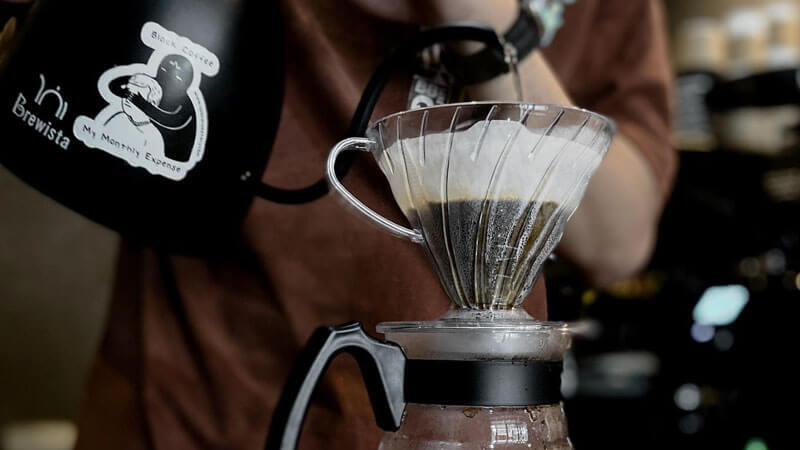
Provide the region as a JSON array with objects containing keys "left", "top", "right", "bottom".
[{"left": 327, "top": 102, "right": 614, "bottom": 311}]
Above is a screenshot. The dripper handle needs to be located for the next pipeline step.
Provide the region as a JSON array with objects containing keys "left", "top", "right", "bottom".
[
  {"left": 326, "top": 137, "right": 424, "bottom": 243},
  {"left": 265, "top": 322, "right": 407, "bottom": 450}
]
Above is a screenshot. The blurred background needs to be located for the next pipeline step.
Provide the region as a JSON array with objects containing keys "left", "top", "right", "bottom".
[
  {"left": 548, "top": 0, "right": 800, "bottom": 449},
  {"left": 1, "top": 3, "right": 117, "bottom": 446},
  {"left": 1, "top": 0, "right": 799, "bottom": 449}
]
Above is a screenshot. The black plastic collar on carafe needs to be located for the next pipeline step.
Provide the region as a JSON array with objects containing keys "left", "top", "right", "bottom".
[
  {"left": 404, "top": 359, "right": 563, "bottom": 406},
  {"left": 253, "top": 23, "right": 510, "bottom": 204}
]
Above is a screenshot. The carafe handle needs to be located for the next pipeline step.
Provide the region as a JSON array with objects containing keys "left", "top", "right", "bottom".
[
  {"left": 326, "top": 137, "right": 424, "bottom": 243},
  {"left": 265, "top": 322, "right": 407, "bottom": 450}
]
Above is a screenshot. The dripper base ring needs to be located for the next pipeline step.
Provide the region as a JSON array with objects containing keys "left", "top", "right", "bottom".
[{"left": 378, "top": 309, "right": 572, "bottom": 364}]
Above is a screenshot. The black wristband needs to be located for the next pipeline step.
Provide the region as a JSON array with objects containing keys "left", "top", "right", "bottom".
[{"left": 440, "top": 8, "right": 541, "bottom": 85}]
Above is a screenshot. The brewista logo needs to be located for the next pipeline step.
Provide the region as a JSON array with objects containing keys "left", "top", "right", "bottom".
[{"left": 11, "top": 74, "right": 71, "bottom": 150}]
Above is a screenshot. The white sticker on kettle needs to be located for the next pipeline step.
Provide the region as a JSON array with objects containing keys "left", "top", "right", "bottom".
[{"left": 73, "top": 22, "right": 219, "bottom": 181}]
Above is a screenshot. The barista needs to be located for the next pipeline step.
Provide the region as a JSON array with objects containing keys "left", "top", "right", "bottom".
[{"left": 1, "top": 1, "right": 675, "bottom": 449}]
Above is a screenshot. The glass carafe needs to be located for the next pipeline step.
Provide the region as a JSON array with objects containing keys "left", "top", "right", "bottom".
[
  {"left": 381, "top": 404, "right": 570, "bottom": 450},
  {"left": 377, "top": 311, "right": 573, "bottom": 450},
  {"left": 265, "top": 312, "right": 573, "bottom": 450}
]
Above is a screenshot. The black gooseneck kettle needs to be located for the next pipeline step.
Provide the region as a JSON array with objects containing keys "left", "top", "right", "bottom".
[{"left": 0, "top": 0, "right": 284, "bottom": 252}]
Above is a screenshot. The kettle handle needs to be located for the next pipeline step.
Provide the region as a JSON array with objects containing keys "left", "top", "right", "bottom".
[
  {"left": 254, "top": 23, "right": 506, "bottom": 204},
  {"left": 264, "top": 322, "right": 407, "bottom": 450}
]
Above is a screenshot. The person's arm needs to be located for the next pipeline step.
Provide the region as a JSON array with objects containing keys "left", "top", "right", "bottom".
[
  {"left": 424, "top": 0, "right": 675, "bottom": 287},
  {"left": 129, "top": 94, "right": 193, "bottom": 129},
  {"left": 492, "top": 52, "right": 665, "bottom": 288},
  {"left": 108, "top": 77, "right": 131, "bottom": 99}
]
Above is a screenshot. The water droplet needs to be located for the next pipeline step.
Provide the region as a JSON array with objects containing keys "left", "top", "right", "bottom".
[
  {"left": 503, "top": 42, "right": 523, "bottom": 102},
  {"left": 462, "top": 407, "right": 478, "bottom": 418}
]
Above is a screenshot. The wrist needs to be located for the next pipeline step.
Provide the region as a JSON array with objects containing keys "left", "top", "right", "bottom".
[
  {"left": 441, "top": 4, "right": 546, "bottom": 87},
  {"left": 427, "top": 0, "right": 517, "bottom": 30}
]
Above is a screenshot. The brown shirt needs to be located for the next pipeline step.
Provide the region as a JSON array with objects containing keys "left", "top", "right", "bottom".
[{"left": 75, "top": 1, "right": 675, "bottom": 449}]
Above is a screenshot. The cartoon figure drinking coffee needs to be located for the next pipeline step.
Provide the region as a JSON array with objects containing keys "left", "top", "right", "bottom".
[
  {"left": 116, "top": 55, "right": 197, "bottom": 163},
  {"left": 73, "top": 22, "right": 219, "bottom": 181},
  {"left": 102, "top": 73, "right": 165, "bottom": 157}
]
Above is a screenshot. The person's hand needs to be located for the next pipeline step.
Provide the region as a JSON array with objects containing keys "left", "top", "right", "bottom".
[
  {"left": 422, "top": 0, "right": 518, "bottom": 30},
  {"left": 420, "top": 0, "right": 518, "bottom": 57},
  {"left": 0, "top": 16, "right": 17, "bottom": 62},
  {"left": 0, "top": 0, "right": 34, "bottom": 64}
]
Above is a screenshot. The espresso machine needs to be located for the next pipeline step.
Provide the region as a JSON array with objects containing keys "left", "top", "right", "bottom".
[{"left": 266, "top": 97, "right": 614, "bottom": 450}]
